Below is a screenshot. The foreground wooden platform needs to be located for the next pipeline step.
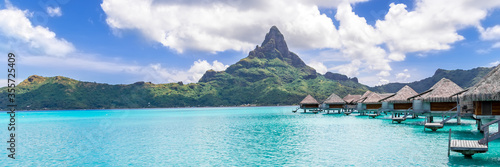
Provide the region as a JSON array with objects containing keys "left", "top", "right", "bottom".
[
  {"left": 450, "top": 140, "right": 488, "bottom": 157},
  {"left": 424, "top": 123, "right": 444, "bottom": 131}
]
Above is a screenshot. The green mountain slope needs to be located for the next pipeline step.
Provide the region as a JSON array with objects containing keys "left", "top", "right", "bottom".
[
  {"left": 197, "top": 26, "right": 368, "bottom": 105},
  {"left": 1, "top": 26, "right": 368, "bottom": 110},
  {"left": 370, "top": 67, "right": 493, "bottom": 93},
  {"left": 3, "top": 26, "right": 490, "bottom": 110}
]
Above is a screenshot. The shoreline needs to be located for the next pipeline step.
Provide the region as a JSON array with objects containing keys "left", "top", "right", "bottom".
[{"left": 0, "top": 105, "right": 298, "bottom": 112}]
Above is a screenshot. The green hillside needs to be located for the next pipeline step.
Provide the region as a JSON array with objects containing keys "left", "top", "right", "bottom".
[
  {"left": 1, "top": 26, "right": 491, "bottom": 110},
  {"left": 0, "top": 26, "right": 368, "bottom": 110},
  {"left": 370, "top": 67, "right": 493, "bottom": 93}
]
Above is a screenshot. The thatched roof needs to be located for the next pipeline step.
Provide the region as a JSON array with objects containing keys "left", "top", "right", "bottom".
[
  {"left": 356, "top": 91, "right": 372, "bottom": 103},
  {"left": 380, "top": 93, "right": 395, "bottom": 99},
  {"left": 463, "top": 64, "right": 500, "bottom": 101},
  {"left": 343, "top": 94, "right": 362, "bottom": 104},
  {"left": 323, "top": 93, "right": 345, "bottom": 104},
  {"left": 408, "top": 78, "right": 463, "bottom": 102},
  {"left": 380, "top": 85, "right": 418, "bottom": 103},
  {"left": 300, "top": 95, "right": 319, "bottom": 104}
]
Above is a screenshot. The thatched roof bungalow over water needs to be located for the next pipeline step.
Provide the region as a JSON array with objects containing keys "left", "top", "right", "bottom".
[
  {"left": 299, "top": 95, "right": 320, "bottom": 109},
  {"left": 408, "top": 78, "right": 464, "bottom": 112},
  {"left": 463, "top": 64, "right": 500, "bottom": 117},
  {"left": 323, "top": 93, "right": 346, "bottom": 109},
  {"left": 355, "top": 91, "right": 394, "bottom": 113},
  {"left": 343, "top": 94, "right": 362, "bottom": 104},
  {"left": 361, "top": 92, "right": 394, "bottom": 110},
  {"left": 380, "top": 85, "right": 418, "bottom": 111}
]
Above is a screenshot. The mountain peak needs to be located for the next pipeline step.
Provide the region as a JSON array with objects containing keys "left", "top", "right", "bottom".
[
  {"left": 261, "top": 26, "right": 289, "bottom": 57},
  {"left": 246, "top": 26, "right": 309, "bottom": 70},
  {"left": 200, "top": 26, "right": 317, "bottom": 83}
]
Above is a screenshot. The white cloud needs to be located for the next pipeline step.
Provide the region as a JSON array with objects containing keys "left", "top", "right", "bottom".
[
  {"left": 100, "top": 0, "right": 500, "bottom": 86},
  {"left": 21, "top": 54, "right": 141, "bottom": 73},
  {"left": 479, "top": 25, "right": 500, "bottom": 40},
  {"left": 493, "top": 42, "right": 500, "bottom": 48},
  {"left": 490, "top": 61, "right": 500, "bottom": 67},
  {"left": 101, "top": 0, "right": 341, "bottom": 53},
  {"left": 0, "top": 2, "right": 229, "bottom": 85},
  {"left": 21, "top": 54, "right": 229, "bottom": 84},
  {"left": 2, "top": 0, "right": 497, "bottom": 87},
  {"left": 335, "top": 2, "right": 391, "bottom": 82},
  {"left": 134, "top": 59, "right": 229, "bottom": 83},
  {"left": 0, "top": 5, "right": 74, "bottom": 57},
  {"left": 476, "top": 48, "right": 490, "bottom": 54},
  {"left": 479, "top": 26, "right": 500, "bottom": 48},
  {"left": 377, "top": 71, "right": 390, "bottom": 77},
  {"left": 375, "top": 71, "right": 391, "bottom": 85},
  {"left": 377, "top": 2, "right": 472, "bottom": 55},
  {"left": 334, "top": 0, "right": 500, "bottom": 86},
  {"left": 396, "top": 69, "right": 411, "bottom": 82},
  {"left": 307, "top": 61, "right": 328, "bottom": 74},
  {"left": 332, "top": 59, "right": 362, "bottom": 77},
  {"left": 47, "top": 7, "right": 62, "bottom": 17},
  {"left": 187, "top": 59, "right": 229, "bottom": 82},
  {"left": 378, "top": 79, "right": 389, "bottom": 85},
  {"left": 299, "top": 0, "right": 368, "bottom": 8},
  {"left": 0, "top": 79, "right": 7, "bottom": 86}
]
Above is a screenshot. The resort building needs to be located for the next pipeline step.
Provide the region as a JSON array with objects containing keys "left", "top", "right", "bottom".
[
  {"left": 408, "top": 78, "right": 464, "bottom": 131},
  {"left": 299, "top": 94, "right": 320, "bottom": 113},
  {"left": 343, "top": 94, "right": 362, "bottom": 115},
  {"left": 356, "top": 91, "right": 393, "bottom": 116},
  {"left": 462, "top": 64, "right": 500, "bottom": 131},
  {"left": 379, "top": 85, "right": 419, "bottom": 123},
  {"left": 322, "top": 93, "right": 346, "bottom": 114},
  {"left": 449, "top": 64, "right": 500, "bottom": 157}
]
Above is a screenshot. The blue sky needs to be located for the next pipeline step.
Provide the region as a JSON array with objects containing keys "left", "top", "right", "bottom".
[{"left": 0, "top": 0, "right": 499, "bottom": 86}]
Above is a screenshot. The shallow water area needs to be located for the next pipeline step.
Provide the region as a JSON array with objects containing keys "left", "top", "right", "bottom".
[{"left": 1, "top": 106, "right": 500, "bottom": 166}]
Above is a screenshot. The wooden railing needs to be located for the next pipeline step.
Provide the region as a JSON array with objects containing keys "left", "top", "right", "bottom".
[
  {"left": 403, "top": 107, "right": 413, "bottom": 118},
  {"left": 440, "top": 105, "right": 459, "bottom": 124},
  {"left": 479, "top": 118, "right": 500, "bottom": 144}
]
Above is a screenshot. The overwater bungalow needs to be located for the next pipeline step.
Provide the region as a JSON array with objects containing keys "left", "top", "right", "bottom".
[
  {"left": 379, "top": 85, "right": 419, "bottom": 123},
  {"left": 356, "top": 91, "right": 393, "bottom": 117},
  {"left": 323, "top": 93, "right": 346, "bottom": 114},
  {"left": 463, "top": 64, "right": 500, "bottom": 131},
  {"left": 408, "top": 78, "right": 464, "bottom": 131},
  {"left": 343, "top": 94, "right": 362, "bottom": 115},
  {"left": 363, "top": 92, "right": 394, "bottom": 118},
  {"left": 448, "top": 64, "right": 500, "bottom": 157},
  {"left": 298, "top": 94, "right": 321, "bottom": 113},
  {"left": 355, "top": 91, "right": 373, "bottom": 115}
]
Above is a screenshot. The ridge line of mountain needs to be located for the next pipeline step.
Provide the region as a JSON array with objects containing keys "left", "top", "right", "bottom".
[{"left": 0, "top": 26, "right": 492, "bottom": 110}]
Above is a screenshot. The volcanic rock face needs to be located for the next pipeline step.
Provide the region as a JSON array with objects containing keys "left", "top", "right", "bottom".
[
  {"left": 324, "top": 72, "right": 359, "bottom": 83},
  {"left": 201, "top": 26, "right": 317, "bottom": 83},
  {"left": 259, "top": 26, "right": 290, "bottom": 59},
  {"left": 249, "top": 26, "right": 308, "bottom": 69}
]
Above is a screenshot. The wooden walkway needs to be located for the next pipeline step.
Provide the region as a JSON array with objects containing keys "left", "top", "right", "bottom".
[{"left": 450, "top": 140, "right": 488, "bottom": 157}]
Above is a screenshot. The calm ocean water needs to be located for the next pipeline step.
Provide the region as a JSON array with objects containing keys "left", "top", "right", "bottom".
[{"left": 1, "top": 106, "right": 500, "bottom": 166}]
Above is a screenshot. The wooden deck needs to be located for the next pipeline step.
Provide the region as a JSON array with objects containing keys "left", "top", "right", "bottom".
[
  {"left": 450, "top": 140, "right": 488, "bottom": 157},
  {"left": 424, "top": 123, "right": 444, "bottom": 131}
]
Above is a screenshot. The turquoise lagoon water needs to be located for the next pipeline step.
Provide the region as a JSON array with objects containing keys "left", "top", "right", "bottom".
[{"left": 1, "top": 106, "right": 500, "bottom": 166}]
